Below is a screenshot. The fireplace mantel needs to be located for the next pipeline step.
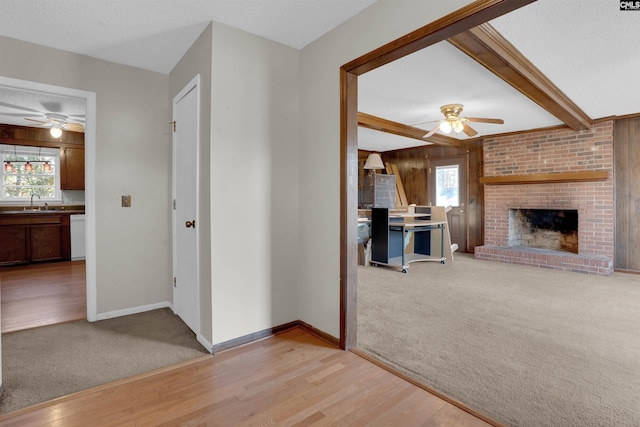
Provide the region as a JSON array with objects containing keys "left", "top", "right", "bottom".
[{"left": 479, "top": 171, "right": 608, "bottom": 185}]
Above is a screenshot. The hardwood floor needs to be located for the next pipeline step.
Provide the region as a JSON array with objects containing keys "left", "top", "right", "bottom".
[
  {"left": 0, "top": 261, "right": 86, "bottom": 333},
  {"left": 0, "top": 327, "right": 493, "bottom": 426},
  {"left": 0, "top": 266, "right": 496, "bottom": 426}
]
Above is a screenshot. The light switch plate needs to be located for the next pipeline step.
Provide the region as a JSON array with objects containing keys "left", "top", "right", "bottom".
[{"left": 121, "top": 195, "right": 131, "bottom": 207}]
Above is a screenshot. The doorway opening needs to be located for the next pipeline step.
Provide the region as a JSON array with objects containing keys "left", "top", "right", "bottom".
[
  {"left": 340, "top": 1, "right": 534, "bottom": 349},
  {"left": 0, "top": 76, "right": 97, "bottom": 332}
]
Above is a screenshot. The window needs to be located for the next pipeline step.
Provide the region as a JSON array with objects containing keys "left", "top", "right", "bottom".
[
  {"left": 1, "top": 144, "right": 61, "bottom": 202},
  {"left": 435, "top": 164, "right": 459, "bottom": 207}
]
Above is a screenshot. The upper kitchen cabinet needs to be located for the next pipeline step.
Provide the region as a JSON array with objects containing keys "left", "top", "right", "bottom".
[
  {"left": 60, "top": 146, "right": 85, "bottom": 190},
  {"left": 0, "top": 123, "right": 85, "bottom": 190}
]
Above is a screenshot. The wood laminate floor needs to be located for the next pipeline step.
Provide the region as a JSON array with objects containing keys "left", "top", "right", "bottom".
[
  {"left": 0, "top": 327, "right": 492, "bottom": 426},
  {"left": 0, "top": 260, "right": 86, "bottom": 333}
]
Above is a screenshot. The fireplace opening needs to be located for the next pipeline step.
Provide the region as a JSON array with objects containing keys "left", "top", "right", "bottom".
[{"left": 509, "top": 209, "right": 578, "bottom": 254}]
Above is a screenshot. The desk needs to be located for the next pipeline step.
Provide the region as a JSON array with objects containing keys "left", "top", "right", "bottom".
[{"left": 370, "top": 208, "right": 447, "bottom": 273}]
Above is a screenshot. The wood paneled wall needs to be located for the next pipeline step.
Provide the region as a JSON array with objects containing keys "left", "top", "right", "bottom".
[
  {"left": 0, "top": 123, "right": 84, "bottom": 148},
  {"left": 361, "top": 141, "right": 484, "bottom": 253},
  {"left": 614, "top": 116, "right": 640, "bottom": 272}
]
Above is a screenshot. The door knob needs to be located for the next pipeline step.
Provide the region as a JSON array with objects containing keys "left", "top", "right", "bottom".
[{"left": 185, "top": 220, "right": 196, "bottom": 228}]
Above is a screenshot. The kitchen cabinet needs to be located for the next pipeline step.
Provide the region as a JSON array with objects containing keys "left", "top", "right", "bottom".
[
  {"left": 0, "top": 213, "right": 71, "bottom": 266},
  {"left": 60, "top": 147, "right": 85, "bottom": 190},
  {"left": 31, "top": 225, "right": 64, "bottom": 261},
  {"left": 0, "top": 226, "right": 29, "bottom": 265}
]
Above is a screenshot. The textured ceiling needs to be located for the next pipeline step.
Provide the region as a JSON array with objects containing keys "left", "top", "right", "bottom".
[
  {"left": 0, "top": 87, "right": 86, "bottom": 125},
  {"left": 0, "top": 0, "right": 638, "bottom": 151},
  {"left": 0, "top": 0, "right": 377, "bottom": 74}
]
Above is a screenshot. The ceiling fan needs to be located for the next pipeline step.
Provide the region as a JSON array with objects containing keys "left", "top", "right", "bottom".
[
  {"left": 24, "top": 113, "right": 85, "bottom": 136},
  {"left": 421, "top": 104, "right": 503, "bottom": 138}
]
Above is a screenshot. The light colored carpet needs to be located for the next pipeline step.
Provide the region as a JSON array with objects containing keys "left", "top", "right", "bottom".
[
  {"left": 357, "top": 254, "right": 640, "bottom": 427},
  {"left": 1, "top": 308, "right": 209, "bottom": 414}
]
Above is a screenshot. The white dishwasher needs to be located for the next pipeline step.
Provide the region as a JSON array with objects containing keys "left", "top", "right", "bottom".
[{"left": 70, "top": 214, "right": 86, "bottom": 260}]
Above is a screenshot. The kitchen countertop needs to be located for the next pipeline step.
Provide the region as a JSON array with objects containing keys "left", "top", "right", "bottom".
[{"left": 0, "top": 205, "right": 85, "bottom": 215}]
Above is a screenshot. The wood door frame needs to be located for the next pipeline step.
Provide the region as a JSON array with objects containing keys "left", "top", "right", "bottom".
[{"left": 339, "top": 0, "right": 536, "bottom": 349}]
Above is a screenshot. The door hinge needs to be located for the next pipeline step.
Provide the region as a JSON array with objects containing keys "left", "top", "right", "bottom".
[
  {"left": 169, "top": 120, "right": 176, "bottom": 132},
  {"left": 173, "top": 199, "right": 176, "bottom": 210},
  {"left": 173, "top": 277, "right": 177, "bottom": 287}
]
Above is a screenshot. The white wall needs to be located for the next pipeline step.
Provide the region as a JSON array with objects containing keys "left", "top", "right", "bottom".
[
  {"left": 298, "top": 0, "right": 475, "bottom": 337},
  {"left": 0, "top": 36, "right": 172, "bottom": 315},
  {"left": 169, "top": 23, "right": 214, "bottom": 343},
  {"left": 209, "top": 22, "right": 300, "bottom": 344}
]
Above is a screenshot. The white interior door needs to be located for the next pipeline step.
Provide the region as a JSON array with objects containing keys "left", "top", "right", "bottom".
[{"left": 172, "top": 75, "right": 200, "bottom": 334}]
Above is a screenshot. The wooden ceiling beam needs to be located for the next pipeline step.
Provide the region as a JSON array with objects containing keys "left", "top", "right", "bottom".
[
  {"left": 358, "top": 112, "right": 461, "bottom": 148},
  {"left": 343, "top": 0, "right": 537, "bottom": 76},
  {"left": 448, "top": 23, "right": 592, "bottom": 131}
]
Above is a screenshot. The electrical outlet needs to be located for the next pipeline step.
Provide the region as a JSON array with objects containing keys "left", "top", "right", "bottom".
[{"left": 121, "top": 195, "right": 131, "bottom": 207}]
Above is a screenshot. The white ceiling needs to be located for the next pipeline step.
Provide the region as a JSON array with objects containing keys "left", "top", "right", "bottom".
[
  {"left": 0, "top": 0, "right": 377, "bottom": 74},
  {"left": 0, "top": 0, "right": 638, "bottom": 150}
]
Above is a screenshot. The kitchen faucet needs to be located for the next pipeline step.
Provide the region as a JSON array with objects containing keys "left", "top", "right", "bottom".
[{"left": 30, "top": 193, "right": 40, "bottom": 210}]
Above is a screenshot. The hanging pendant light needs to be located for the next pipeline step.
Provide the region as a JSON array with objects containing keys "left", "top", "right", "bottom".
[
  {"left": 5, "top": 145, "right": 17, "bottom": 172},
  {"left": 43, "top": 161, "right": 52, "bottom": 172},
  {"left": 24, "top": 161, "right": 33, "bottom": 172}
]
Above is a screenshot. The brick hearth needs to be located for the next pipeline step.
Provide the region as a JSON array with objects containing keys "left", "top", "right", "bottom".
[{"left": 475, "top": 121, "right": 614, "bottom": 275}]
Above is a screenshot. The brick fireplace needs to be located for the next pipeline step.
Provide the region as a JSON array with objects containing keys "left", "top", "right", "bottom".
[{"left": 474, "top": 121, "right": 614, "bottom": 275}]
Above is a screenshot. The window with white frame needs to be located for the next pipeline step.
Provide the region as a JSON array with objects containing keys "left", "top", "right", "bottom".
[{"left": 1, "top": 144, "right": 61, "bottom": 202}]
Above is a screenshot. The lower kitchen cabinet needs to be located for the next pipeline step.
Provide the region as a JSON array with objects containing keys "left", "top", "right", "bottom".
[
  {"left": 0, "top": 213, "right": 71, "bottom": 266},
  {"left": 0, "top": 226, "right": 29, "bottom": 265},
  {"left": 31, "top": 225, "right": 64, "bottom": 261}
]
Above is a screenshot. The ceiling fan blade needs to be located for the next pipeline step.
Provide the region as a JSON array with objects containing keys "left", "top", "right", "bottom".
[
  {"left": 65, "top": 123, "right": 85, "bottom": 132},
  {"left": 0, "top": 101, "right": 42, "bottom": 113},
  {"left": 462, "top": 122, "right": 478, "bottom": 137},
  {"left": 423, "top": 124, "right": 440, "bottom": 139},
  {"left": 412, "top": 119, "right": 441, "bottom": 127},
  {"left": 465, "top": 117, "right": 504, "bottom": 124},
  {"left": 24, "top": 118, "right": 49, "bottom": 125},
  {"left": 1, "top": 112, "right": 42, "bottom": 118}
]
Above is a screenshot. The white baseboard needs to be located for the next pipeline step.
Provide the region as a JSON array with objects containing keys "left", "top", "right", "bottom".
[
  {"left": 196, "top": 334, "right": 213, "bottom": 353},
  {"left": 95, "top": 301, "right": 173, "bottom": 321}
]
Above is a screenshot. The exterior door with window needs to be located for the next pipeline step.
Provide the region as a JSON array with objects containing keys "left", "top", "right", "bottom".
[{"left": 429, "top": 157, "right": 467, "bottom": 252}]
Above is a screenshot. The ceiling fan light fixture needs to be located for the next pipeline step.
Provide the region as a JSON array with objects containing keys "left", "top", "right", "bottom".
[
  {"left": 439, "top": 120, "right": 452, "bottom": 134},
  {"left": 452, "top": 120, "right": 464, "bottom": 133},
  {"left": 50, "top": 126, "right": 63, "bottom": 138}
]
